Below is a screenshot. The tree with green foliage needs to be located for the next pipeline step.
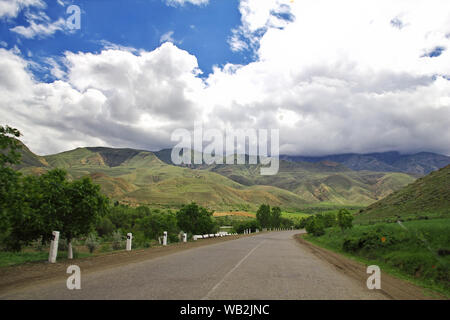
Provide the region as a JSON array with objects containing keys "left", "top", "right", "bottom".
[
  {"left": 176, "top": 202, "right": 217, "bottom": 235},
  {"left": 322, "top": 212, "right": 337, "bottom": 228},
  {"left": 256, "top": 204, "right": 271, "bottom": 228},
  {"left": 138, "top": 210, "right": 179, "bottom": 241},
  {"left": 0, "top": 126, "right": 22, "bottom": 242},
  {"left": 337, "top": 209, "right": 354, "bottom": 232},
  {"left": 7, "top": 169, "right": 109, "bottom": 254},
  {"left": 271, "top": 206, "right": 282, "bottom": 228},
  {"left": 305, "top": 215, "right": 325, "bottom": 236},
  {"left": 232, "top": 219, "right": 259, "bottom": 234},
  {"left": 58, "top": 172, "right": 109, "bottom": 257},
  {"left": 0, "top": 126, "right": 22, "bottom": 167},
  {"left": 96, "top": 216, "right": 115, "bottom": 237}
]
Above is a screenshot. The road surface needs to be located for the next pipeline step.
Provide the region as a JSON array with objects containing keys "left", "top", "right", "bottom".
[{"left": 1, "top": 231, "right": 387, "bottom": 299}]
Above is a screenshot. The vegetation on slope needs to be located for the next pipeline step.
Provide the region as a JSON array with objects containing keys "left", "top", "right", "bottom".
[
  {"left": 305, "top": 219, "right": 450, "bottom": 297},
  {"left": 356, "top": 165, "right": 450, "bottom": 223}
]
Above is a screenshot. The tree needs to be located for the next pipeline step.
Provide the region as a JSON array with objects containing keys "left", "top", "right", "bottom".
[
  {"left": 176, "top": 202, "right": 217, "bottom": 235},
  {"left": 0, "top": 126, "right": 22, "bottom": 241},
  {"left": 96, "top": 216, "right": 115, "bottom": 237},
  {"left": 138, "top": 210, "right": 179, "bottom": 241},
  {"left": 59, "top": 174, "right": 109, "bottom": 258},
  {"left": 6, "top": 169, "right": 108, "bottom": 254},
  {"left": 256, "top": 204, "right": 271, "bottom": 228},
  {"left": 0, "top": 125, "right": 22, "bottom": 167},
  {"left": 305, "top": 215, "right": 325, "bottom": 236},
  {"left": 337, "top": 209, "right": 354, "bottom": 232},
  {"left": 271, "top": 206, "right": 282, "bottom": 228},
  {"left": 320, "top": 212, "right": 337, "bottom": 228}
]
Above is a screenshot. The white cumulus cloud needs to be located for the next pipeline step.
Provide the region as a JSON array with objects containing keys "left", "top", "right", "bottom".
[
  {"left": 165, "top": 0, "right": 209, "bottom": 7},
  {"left": 0, "top": 0, "right": 44, "bottom": 19},
  {"left": 1, "top": 0, "right": 450, "bottom": 157}
]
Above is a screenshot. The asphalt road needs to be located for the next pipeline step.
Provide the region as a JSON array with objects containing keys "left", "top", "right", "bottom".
[{"left": 1, "top": 231, "right": 387, "bottom": 299}]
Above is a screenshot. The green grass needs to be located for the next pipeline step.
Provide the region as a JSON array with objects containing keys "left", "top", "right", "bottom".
[
  {"left": 356, "top": 165, "right": 449, "bottom": 224},
  {"left": 304, "top": 218, "right": 450, "bottom": 297},
  {"left": 0, "top": 251, "right": 92, "bottom": 268},
  {"left": 281, "top": 211, "right": 311, "bottom": 221}
]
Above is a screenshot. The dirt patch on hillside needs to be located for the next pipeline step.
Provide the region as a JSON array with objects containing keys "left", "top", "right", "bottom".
[
  {"left": 295, "top": 234, "right": 447, "bottom": 300},
  {"left": 213, "top": 211, "right": 255, "bottom": 217},
  {"left": 0, "top": 234, "right": 255, "bottom": 296}
]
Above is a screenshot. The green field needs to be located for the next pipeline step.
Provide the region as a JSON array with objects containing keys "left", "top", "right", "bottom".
[{"left": 304, "top": 218, "right": 450, "bottom": 297}]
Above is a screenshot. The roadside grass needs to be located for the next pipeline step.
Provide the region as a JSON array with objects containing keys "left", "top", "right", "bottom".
[
  {"left": 304, "top": 218, "right": 450, "bottom": 298},
  {"left": 0, "top": 250, "right": 92, "bottom": 268},
  {"left": 0, "top": 236, "right": 215, "bottom": 268}
]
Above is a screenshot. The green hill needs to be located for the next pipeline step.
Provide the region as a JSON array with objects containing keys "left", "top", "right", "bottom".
[
  {"left": 355, "top": 165, "right": 450, "bottom": 223},
  {"left": 15, "top": 143, "right": 418, "bottom": 211},
  {"left": 17, "top": 145, "right": 310, "bottom": 211},
  {"left": 205, "top": 160, "right": 416, "bottom": 206}
]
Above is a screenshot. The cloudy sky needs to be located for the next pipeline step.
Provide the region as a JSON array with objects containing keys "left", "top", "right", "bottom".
[{"left": 1, "top": 0, "right": 449, "bottom": 156}]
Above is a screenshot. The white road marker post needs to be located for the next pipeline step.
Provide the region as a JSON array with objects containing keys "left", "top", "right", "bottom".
[
  {"left": 68, "top": 241, "right": 73, "bottom": 259},
  {"left": 48, "top": 231, "right": 60, "bottom": 263},
  {"left": 163, "top": 231, "right": 168, "bottom": 246},
  {"left": 126, "top": 233, "right": 132, "bottom": 251},
  {"left": 183, "top": 232, "right": 187, "bottom": 243}
]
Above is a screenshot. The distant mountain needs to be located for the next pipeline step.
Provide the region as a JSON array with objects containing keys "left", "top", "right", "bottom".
[
  {"left": 355, "top": 165, "right": 450, "bottom": 223},
  {"left": 15, "top": 143, "right": 418, "bottom": 210},
  {"left": 280, "top": 151, "right": 450, "bottom": 175},
  {"left": 15, "top": 144, "right": 311, "bottom": 211}
]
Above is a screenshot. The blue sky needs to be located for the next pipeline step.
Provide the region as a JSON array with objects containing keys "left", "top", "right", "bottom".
[{"left": 1, "top": 0, "right": 249, "bottom": 81}]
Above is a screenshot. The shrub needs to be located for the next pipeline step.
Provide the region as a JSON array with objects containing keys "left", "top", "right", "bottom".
[
  {"left": 337, "top": 209, "right": 354, "bottom": 231},
  {"left": 305, "top": 216, "right": 325, "bottom": 236},
  {"left": 96, "top": 216, "right": 115, "bottom": 237},
  {"left": 32, "top": 236, "right": 45, "bottom": 252},
  {"left": 100, "top": 243, "right": 112, "bottom": 253},
  {"left": 85, "top": 233, "right": 99, "bottom": 253},
  {"left": 342, "top": 237, "right": 361, "bottom": 252},
  {"left": 111, "top": 230, "right": 123, "bottom": 250}
]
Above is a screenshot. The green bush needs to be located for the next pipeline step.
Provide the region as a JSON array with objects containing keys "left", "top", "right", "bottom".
[
  {"left": 305, "top": 216, "right": 325, "bottom": 236},
  {"left": 85, "top": 233, "right": 99, "bottom": 253},
  {"left": 337, "top": 209, "right": 354, "bottom": 231},
  {"left": 111, "top": 230, "right": 123, "bottom": 250},
  {"left": 99, "top": 243, "right": 112, "bottom": 253}
]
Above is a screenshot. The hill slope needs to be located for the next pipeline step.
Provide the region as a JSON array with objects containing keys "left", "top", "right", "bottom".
[
  {"left": 16, "top": 143, "right": 418, "bottom": 210},
  {"left": 355, "top": 165, "right": 450, "bottom": 223},
  {"left": 18, "top": 145, "right": 310, "bottom": 211}
]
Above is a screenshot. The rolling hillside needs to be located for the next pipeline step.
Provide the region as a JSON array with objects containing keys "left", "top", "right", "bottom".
[
  {"left": 16, "top": 144, "right": 310, "bottom": 211},
  {"left": 355, "top": 165, "right": 450, "bottom": 223},
  {"left": 15, "top": 143, "right": 419, "bottom": 211}
]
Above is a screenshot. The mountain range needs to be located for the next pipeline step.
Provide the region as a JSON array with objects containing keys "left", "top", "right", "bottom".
[
  {"left": 280, "top": 151, "right": 450, "bottom": 175},
  {"left": 12, "top": 142, "right": 450, "bottom": 211}
]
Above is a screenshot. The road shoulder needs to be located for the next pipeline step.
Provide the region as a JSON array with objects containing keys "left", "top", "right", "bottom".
[{"left": 294, "top": 234, "right": 446, "bottom": 300}]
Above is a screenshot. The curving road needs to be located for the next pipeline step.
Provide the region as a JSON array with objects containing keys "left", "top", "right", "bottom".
[{"left": 1, "top": 231, "right": 387, "bottom": 300}]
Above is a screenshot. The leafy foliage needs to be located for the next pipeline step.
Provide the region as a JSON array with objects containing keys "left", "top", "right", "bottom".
[
  {"left": 176, "top": 202, "right": 217, "bottom": 235},
  {"left": 85, "top": 233, "right": 99, "bottom": 253},
  {"left": 337, "top": 209, "right": 354, "bottom": 231},
  {"left": 305, "top": 215, "right": 325, "bottom": 236},
  {"left": 256, "top": 204, "right": 271, "bottom": 228}
]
